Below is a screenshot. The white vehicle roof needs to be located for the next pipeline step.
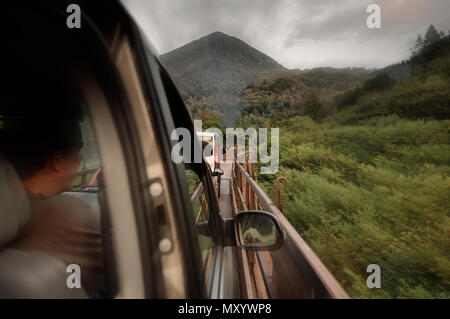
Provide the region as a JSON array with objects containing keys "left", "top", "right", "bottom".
[
  {"left": 196, "top": 131, "right": 219, "bottom": 138},
  {"left": 196, "top": 131, "right": 220, "bottom": 170}
]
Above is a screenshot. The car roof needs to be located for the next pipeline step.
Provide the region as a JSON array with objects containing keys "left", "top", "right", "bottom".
[{"left": 196, "top": 131, "right": 218, "bottom": 138}]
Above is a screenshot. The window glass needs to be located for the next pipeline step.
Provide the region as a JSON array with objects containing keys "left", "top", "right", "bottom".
[
  {"left": 68, "top": 112, "right": 103, "bottom": 213},
  {"left": 185, "top": 168, "right": 215, "bottom": 285},
  {"left": 0, "top": 2, "right": 131, "bottom": 300},
  {"left": 0, "top": 104, "right": 107, "bottom": 298}
]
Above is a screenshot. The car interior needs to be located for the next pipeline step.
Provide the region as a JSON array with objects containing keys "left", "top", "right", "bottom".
[
  {"left": 1, "top": 0, "right": 225, "bottom": 299},
  {"left": 1, "top": 0, "right": 204, "bottom": 299},
  {"left": 0, "top": 3, "right": 124, "bottom": 298}
]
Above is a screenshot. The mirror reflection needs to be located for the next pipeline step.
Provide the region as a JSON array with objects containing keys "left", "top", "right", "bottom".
[{"left": 237, "top": 212, "right": 281, "bottom": 248}]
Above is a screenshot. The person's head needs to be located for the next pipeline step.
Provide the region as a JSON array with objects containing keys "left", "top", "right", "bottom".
[
  {"left": 2, "top": 9, "right": 87, "bottom": 197},
  {"left": 1, "top": 106, "right": 84, "bottom": 197}
]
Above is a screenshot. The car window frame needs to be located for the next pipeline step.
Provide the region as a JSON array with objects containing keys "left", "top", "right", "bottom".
[
  {"left": 116, "top": 14, "right": 214, "bottom": 298},
  {"left": 72, "top": 3, "right": 167, "bottom": 298}
]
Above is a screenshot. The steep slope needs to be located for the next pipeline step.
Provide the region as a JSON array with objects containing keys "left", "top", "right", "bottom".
[
  {"left": 160, "top": 31, "right": 287, "bottom": 124},
  {"left": 237, "top": 35, "right": 450, "bottom": 299},
  {"left": 238, "top": 68, "right": 373, "bottom": 123}
]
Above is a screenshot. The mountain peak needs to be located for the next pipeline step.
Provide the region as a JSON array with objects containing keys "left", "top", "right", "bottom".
[
  {"left": 202, "top": 31, "right": 242, "bottom": 43},
  {"left": 160, "top": 32, "right": 287, "bottom": 124},
  {"left": 206, "top": 31, "right": 229, "bottom": 38},
  {"left": 162, "top": 31, "right": 285, "bottom": 70}
]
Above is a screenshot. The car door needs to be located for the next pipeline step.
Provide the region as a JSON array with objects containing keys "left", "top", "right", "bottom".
[
  {"left": 153, "top": 58, "right": 241, "bottom": 299},
  {"left": 140, "top": 58, "right": 231, "bottom": 298},
  {"left": 109, "top": 7, "right": 220, "bottom": 298},
  {"left": 85, "top": 0, "right": 240, "bottom": 298},
  {"left": 58, "top": 0, "right": 205, "bottom": 298},
  {"left": 128, "top": 28, "right": 241, "bottom": 298}
]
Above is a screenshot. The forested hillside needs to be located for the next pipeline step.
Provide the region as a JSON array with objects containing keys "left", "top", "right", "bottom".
[
  {"left": 160, "top": 32, "right": 286, "bottom": 124},
  {"left": 238, "top": 27, "right": 450, "bottom": 298},
  {"left": 161, "top": 32, "right": 373, "bottom": 125},
  {"left": 240, "top": 68, "right": 373, "bottom": 123}
]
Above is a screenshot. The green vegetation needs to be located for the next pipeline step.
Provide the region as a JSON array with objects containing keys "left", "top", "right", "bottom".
[
  {"left": 161, "top": 32, "right": 286, "bottom": 125},
  {"left": 185, "top": 97, "right": 226, "bottom": 133},
  {"left": 162, "top": 32, "right": 372, "bottom": 125},
  {"left": 238, "top": 30, "right": 450, "bottom": 298},
  {"left": 239, "top": 68, "right": 372, "bottom": 125}
]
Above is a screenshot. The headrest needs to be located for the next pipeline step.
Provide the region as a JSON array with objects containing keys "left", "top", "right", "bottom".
[
  {"left": 0, "top": 249, "right": 88, "bottom": 298},
  {"left": 0, "top": 157, "right": 30, "bottom": 247}
]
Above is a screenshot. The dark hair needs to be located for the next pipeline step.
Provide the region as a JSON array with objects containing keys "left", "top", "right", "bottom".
[
  {"left": 0, "top": 107, "right": 83, "bottom": 179},
  {"left": 1, "top": 63, "right": 83, "bottom": 179},
  {"left": 2, "top": 3, "right": 85, "bottom": 179}
]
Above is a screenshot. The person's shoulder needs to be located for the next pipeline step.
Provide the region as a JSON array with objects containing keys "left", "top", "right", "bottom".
[
  {"left": 35, "top": 193, "right": 99, "bottom": 225},
  {"left": 40, "top": 193, "right": 92, "bottom": 210}
]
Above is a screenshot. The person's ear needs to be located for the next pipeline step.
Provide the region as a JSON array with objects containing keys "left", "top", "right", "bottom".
[{"left": 48, "top": 151, "right": 63, "bottom": 172}]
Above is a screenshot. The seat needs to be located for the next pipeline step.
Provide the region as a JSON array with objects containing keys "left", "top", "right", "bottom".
[{"left": 0, "top": 157, "right": 87, "bottom": 298}]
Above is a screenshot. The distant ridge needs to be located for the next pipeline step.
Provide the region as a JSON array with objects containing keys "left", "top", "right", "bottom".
[
  {"left": 160, "top": 32, "right": 373, "bottom": 125},
  {"left": 160, "top": 31, "right": 287, "bottom": 124}
]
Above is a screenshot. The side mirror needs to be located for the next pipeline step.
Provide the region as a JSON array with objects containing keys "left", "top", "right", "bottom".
[
  {"left": 211, "top": 167, "right": 224, "bottom": 176},
  {"left": 234, "top": 211, "right": 284, "bottom": 250}
]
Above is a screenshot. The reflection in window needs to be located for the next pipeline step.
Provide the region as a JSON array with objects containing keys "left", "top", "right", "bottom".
[{"left": 185, "top": 168, "right": 215, "bottom": 286}]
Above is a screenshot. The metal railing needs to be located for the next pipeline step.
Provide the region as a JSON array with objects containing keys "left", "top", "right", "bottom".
[
  {"left": 191, "top": 183, "right": 210, "bottom": 224},
  {"left": 231, "top": 154, "right": 349, "bottom": 299},
  {"left": 70, "top": 168, "right": 101, "bottom": 192}
]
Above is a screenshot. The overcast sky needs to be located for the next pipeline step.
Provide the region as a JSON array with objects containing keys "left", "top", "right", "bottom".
[{"left": 122, "top": 0, "right": 450, "bottom": 69}]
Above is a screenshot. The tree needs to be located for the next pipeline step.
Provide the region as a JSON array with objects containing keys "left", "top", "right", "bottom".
[
  {"left": 198, "top": 108, "right": 222, "bottom": 122},
  {"left": 302, "top": 92, "right": 325, "bottom": 122},
  {"left": 186, "top": 97, "right": 225, "bottom": 125},
  {"left": 423, "top": 24, "right": 441, "bottom": 47},
  {"left": 363, "top": 72, "right": 396, "bottom": 92},
  {"left": 202, "top": 119, "right": 225, "bottom": 135},
  {"left": 411, "top": 34, "right": 424, "bottom": 56}
]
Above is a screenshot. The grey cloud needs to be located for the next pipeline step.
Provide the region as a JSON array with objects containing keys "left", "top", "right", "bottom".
[{"left": 122, "top": 0, "right": 450, "bottom": 69}]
